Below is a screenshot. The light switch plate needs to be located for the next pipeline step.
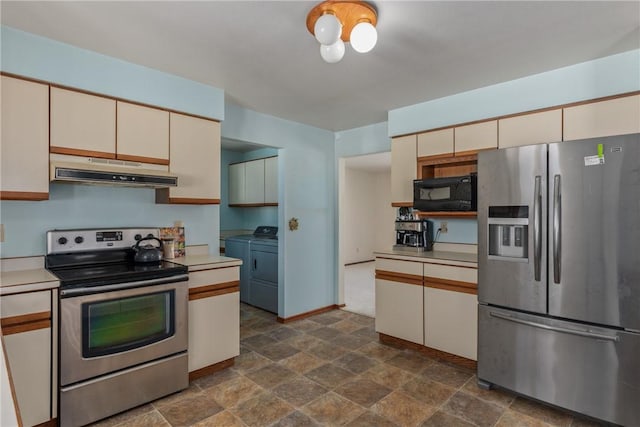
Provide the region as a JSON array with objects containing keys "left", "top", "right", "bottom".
[{"left": 0, "top": 224, "right": 4, "bottom": 242}]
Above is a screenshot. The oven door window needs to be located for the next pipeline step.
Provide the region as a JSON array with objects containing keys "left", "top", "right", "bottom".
[{"left": 82, "top": 290, "right": 175, "bottom": 358}]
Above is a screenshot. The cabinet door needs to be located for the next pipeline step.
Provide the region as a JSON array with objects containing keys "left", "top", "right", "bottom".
[
  {"left": 424, "top": 287, "right": 477, "bottom": 360},
  {"left": 264, "top": 156, "right": 278, "bottom": 205},
  {"left": 1, "top": 291, "right": 52, "bottom": 427},
  {"left": 375, "top": 258, "right": 424, "bottom": 344},
  {"left": 228, "top": 163, "right": 246, "bottom": 205},
  {"left": 454, "top": 120, "right": 497, "bottom": 154},
  {"left": 391, "top": 134, "right": 417, "bottom": 205},
  {"left": 50, "top": 87, "right": 116, "bottom": 158},
  {"left": 499, "top": 109, "right": 562, "bottom": 148},
  {"left": 563, "top": 95, "right": 640, "bottom": 141},
  {"left": 244, "top": 159, "right": 265, "bottom": 204},
  {"left": 0, "top": 76, "right": 49, "bottom": 200},
  {"left": 189, "top": 292, "right": 240, "bottom": 372},
  {"left": 116, "top": 101, "right": 169, "bottom": 165},
  {"left": 417, "top": 128, "right": 454, "bottom": 158},
  {"left": 158, "top": 113, "right": 220, "bottom": 204},
  {"left": 187, "top": 267, "right": 240, "bottom": 373}
]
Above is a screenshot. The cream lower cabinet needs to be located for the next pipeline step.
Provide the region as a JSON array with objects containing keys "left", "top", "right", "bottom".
[
  {"left": 0, "top": 76, "right": 50, "bottom": 200},
  {"left": 187, "top": 267, "right": 240, "bottom": 376},
  {"left": 1, "top": 290, "right": 53, "bottom": 427},
  {"left": 424, "top": 287, "right": 477, "bottom": 360},
  {"left": 375, "top": 258, "right": 423, "bottom": 345}
]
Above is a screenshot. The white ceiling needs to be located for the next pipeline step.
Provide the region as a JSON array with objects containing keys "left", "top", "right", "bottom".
[{"left": 1, "top": 1, "right": 638, "bottom": 132}]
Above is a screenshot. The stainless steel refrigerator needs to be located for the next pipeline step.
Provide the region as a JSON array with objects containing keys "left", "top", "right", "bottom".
[{"left": 477, "top": 134, "right": 640, "bottom": 426}]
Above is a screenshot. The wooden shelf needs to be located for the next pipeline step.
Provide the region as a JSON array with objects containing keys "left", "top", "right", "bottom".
[
  {"left": 418, "top": 154, "right": 477, "bottom": 179},
  {"left": 417, "top": 211, "right": 477, "bottom": 218}
]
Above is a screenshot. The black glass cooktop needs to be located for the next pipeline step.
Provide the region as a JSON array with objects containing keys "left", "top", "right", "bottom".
[{"left": 46, "top": 250, "right": 187, "bottom": 288}]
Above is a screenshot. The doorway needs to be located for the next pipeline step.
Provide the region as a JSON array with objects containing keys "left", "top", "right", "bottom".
[{"left": 338, "top": 152, "right": 394, "bottom": 318}]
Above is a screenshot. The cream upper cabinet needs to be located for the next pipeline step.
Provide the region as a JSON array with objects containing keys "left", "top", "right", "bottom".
[
  {"left": 454, "top": 120, "right": 497, "bottom": 154},
  {"left": 1, "top": 291, "right": 53, "bottom": 427},
  {"left": 264, "top": 156, "right": 278, "bottom": 204},
  {"left": 157, "top": 112, "right": 220, "bottom": 204},
  {"left": 228, "top": 162, "right": 245, "bottom": 205},
  {"left": 417, "top": 128, "right": 454, "bottom": 158},
  {"left": 227, "top": 157, "right": 278, "bottom": 206},
  {"left": 391, "top": 134, "right": 417, "bottom": 205},
  {"left": 563, "top": 94, "right": 640, "bottom": 141},
  {"left": 244, "top": 159, "right": 265, "bottom": 204},
  {"left": 50, "top": 87, "right": 116, "bottom": 157},
  {"left": 116, "top": 101, "right": 169, "bottom": 164},
  {"left": 1, "top": 76, "right": 49, "bottom": 200},
  {"left": 424, "top": 287, "right": 478, "bottom": 360},
  {"left": 499, "top": 109, "right": 562, "bottom": 148}
]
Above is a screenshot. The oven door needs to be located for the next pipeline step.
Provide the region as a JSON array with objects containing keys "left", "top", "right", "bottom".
[{"left": 59, "top": 276, "right": 188, "bottom": 386}]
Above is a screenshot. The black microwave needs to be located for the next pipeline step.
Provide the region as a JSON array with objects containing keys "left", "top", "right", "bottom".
[{"left": 413, "top": 173, "right": 477, "bottom": 211}]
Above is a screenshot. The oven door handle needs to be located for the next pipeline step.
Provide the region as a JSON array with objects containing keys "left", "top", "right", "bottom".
[{"left": 60, "top": 274, "right": 189, "bottom": 297}]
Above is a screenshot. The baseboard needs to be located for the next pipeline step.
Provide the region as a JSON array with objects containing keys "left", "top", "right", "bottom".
[
  {"left": 344, "top": 259, "right": 375, "bottom": 266},
  {"left": 277, "top": 304, "right": 340, "bottom": 323},
  {"left": 35, "top": 419, "right": 57, "bottom": 427},
  {"left": 379, "top": 333, "right": 477, "bottom": 371},
  {"left": 188, "top": 357, "right": 235, "bottom": 381}
]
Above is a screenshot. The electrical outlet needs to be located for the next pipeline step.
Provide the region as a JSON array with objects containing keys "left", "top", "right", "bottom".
[{"left": 440, "top": 221, "right": 448, "bottom": 234}]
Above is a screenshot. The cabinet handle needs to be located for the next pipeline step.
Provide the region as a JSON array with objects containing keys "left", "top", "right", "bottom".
[{"left": 254, "top": 259, "right": 257, "bottom": 270}]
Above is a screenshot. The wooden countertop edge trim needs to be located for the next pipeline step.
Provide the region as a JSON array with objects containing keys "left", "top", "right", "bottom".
[{"left": 375, "top": 270, "right": 423, "bottom": 286}]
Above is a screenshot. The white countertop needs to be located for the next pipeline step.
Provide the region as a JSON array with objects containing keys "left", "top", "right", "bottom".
[
  {"left": 375, "top": 248, "right": 477, "bottom": 267},
  {"left": 169, "top": 254, "right": 243, "bottom": 272},
  {"left": 0, "top": 268, "right": 60, "bottom": 295}
]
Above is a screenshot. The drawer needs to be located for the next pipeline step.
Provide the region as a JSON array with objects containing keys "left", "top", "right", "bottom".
[
  {"left": 1, "top": 290, "right": 51, "bottom": 317},
  {"left": 375, "top": 258, "right": 423, "bottom": 277},
  {"left": 187, "top": 267, "right": 239, "bottom": 289},
  {"left": 424, "top": 263, "right": 477, "bottom": 284}
]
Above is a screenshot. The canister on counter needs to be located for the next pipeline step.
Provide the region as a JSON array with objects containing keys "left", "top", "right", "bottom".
[{"left": 162, "top": 238, "right": 175, "bottom": 259}]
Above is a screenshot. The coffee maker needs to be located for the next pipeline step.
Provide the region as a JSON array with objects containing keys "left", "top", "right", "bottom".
[{"left": 394, "top": 219, "right": 434, "bottom": 251}]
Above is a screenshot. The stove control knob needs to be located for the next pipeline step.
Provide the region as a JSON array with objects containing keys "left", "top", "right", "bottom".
[
  {"left": 134, "top": 234, "right": 142, "bottom": 241},
  {"left": 75, "top": 236, "right": 84, "bottom": 244},
  {"left": 58, "top": 237, "right": 68, "bottom": 245}
]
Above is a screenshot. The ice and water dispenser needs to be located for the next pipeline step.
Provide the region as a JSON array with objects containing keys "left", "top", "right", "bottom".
[{"left": 487, "top": 206, "right": 529, "bottom": 261}]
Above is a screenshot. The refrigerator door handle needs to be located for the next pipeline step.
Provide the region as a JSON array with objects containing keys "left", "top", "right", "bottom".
[
  {"left": 489, "top": 311, "right": 619, "bottom": 342},
  {"left": 533, "top": 176, "right": 542, "bottom": 281},
  {"left": 553, "top": 174, "right": 562, "bottom": 284}
]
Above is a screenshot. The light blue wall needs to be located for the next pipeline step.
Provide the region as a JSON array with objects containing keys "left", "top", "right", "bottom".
[
  {"left": 1, "top": 26, "right": 224, "bottom": 119},
  {"left": 389, "top": 49, "right": 640, "bottom": 136},
  {"left": 222, "top": 103, "right": 335, "bottom": 318},
  {"left": 0, "top": 185, "right": 218, "bottom": 257},
  {"left": 0, "top": 26, "right": 225, "bottom": 258},
  {"left": 335, "top": 122, "right": 390, "bottom": 158}
]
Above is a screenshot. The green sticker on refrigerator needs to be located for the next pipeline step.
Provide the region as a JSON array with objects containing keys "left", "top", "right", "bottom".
[{"left": 597, "top": 143, "right": 604, "bottom": 158}]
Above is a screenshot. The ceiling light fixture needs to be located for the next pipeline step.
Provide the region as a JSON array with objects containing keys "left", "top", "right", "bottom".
[{"left": 306, "top": 0, "right": 378, "bottom": 63}]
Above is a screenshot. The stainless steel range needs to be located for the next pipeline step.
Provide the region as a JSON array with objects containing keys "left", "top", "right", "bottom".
[{"left": 46, "top": 227, "right": 189, "bottom": 427}]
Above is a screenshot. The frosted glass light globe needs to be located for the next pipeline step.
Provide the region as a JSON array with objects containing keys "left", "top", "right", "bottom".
[
  {"left": 350, "top": 21, "right": 377, "bottom": 53},
  {"left": 314, "top": 13, "right": 342, "bottom": 46},
  {"left": 320, "top": 39, "right": 345, "bottom": 63}
]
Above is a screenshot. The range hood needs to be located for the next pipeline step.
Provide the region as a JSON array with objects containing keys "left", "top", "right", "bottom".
[{"left": 50, "top": 156, "right": 178, "bottom": 188}]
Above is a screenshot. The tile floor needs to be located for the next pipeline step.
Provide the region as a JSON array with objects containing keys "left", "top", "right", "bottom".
[
  {"left": 90, "top": 304, "right": 605, "bottom": 427},
  {"left": 343, "top": 261, "right": 375, "bottom": 318}
]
